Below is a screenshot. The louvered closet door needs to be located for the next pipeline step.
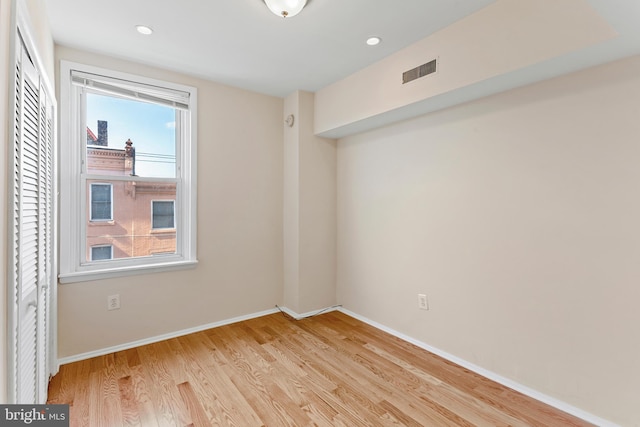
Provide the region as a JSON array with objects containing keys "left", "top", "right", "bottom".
[
  {"left": 37, "top": 76, "right": 54, "bottom": 402},
  {"left": 13, "top": 32, "right": 53, "bottom": 404}
]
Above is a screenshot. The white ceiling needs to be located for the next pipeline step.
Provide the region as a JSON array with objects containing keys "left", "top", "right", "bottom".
[
  {"left": 44, "top": 0, "right": 496, "bottom": 97},
  {"left": 45, "top": 0, "right": 640, "bottom": 101}
]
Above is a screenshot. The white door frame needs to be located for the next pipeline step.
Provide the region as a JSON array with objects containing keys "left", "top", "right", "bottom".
[{"left": 6, "top": 0, "right": 58, "bottom": 403}]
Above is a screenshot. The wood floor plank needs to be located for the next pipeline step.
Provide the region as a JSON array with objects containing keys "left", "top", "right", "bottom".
[
  {"left": 125, "top": 347, "right": 141, "bottom": 367},
  {"left": 214, "top": 326, "right": 314, "bottom": 426},
  {"left": 88, "top": 369, "right": 121, "bottom": 426},
  {"left": 288, "top": 327, "right": 405, "bottom": 406},
  {"left": 302, "top": 387, "right": 372, "bottom": 427},
  {"left": 118, "top": 375, "right": 143, "bottom": 427},
  {"left": 365, "top": 342, "right": 529, "bottom": 426},
  {"left": 49, "top": 311, "right": 595, "bottom": 427},
  {"left": 299, "top": 390, "right": 340, "bottom": 425},
  {"left": 127, "top": 364, "right": 161, "bottom": 427},
  {"left": 178, "top": 332, "right": 264, "bottom": 426},
  {"left": 136, "top": 343, "right": 191, "bottom": 426},
  {"left": 46, "top": 362, "right": 64, "bottom": 403},
  {"left": 326, "top": 312, "right": 584, "bottom": 426},
  {"left": 229, "top": 325, "right": 313, "bottom": 409},
  {"left": 378, "top": 399, "right": 425, "bottom": 427},
  {"left": 69, "top": 359, "right": 91, "bottom": 427},
  {"left": 47, "top": 362, "right": 76, "bottom": 405},
  {"left": 177, "top": 382, "right": 210, "bottom": 427}
]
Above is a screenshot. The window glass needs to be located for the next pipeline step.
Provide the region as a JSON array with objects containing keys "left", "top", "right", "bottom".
[
  {"left": 86, "top": 180, "right": 177, "bottom": 260},
  {"left": 86, "top": 93, "right": 176, "bottom": 178},
  {"left": 152, "top": 201, "right": 175, "bottom": 229},
  {"left": 90, "top": 183, "right": 112, "bottom": 221},
  {"left": 91, "top": 246, "right": 112, "bottom": 261},
  {"left": 84, "top": 90, "right": 178, "bottom": 262}
]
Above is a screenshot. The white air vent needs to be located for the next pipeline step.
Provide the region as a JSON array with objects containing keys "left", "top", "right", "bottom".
[{"left": 402, "top": 59, "right": 437, "bottom": 84}]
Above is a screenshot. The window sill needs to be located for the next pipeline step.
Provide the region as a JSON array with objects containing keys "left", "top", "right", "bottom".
[
  {"left": 150, "top": 228, "right": 176, "bottom": 234},
  {"left": 58, "top": 259, "right": 198, "bottom": 284},
  {"left": 89, "top": 220, "right": 115, "bottom": 226}
]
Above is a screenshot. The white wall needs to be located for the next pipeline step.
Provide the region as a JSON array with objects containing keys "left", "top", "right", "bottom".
[
  {"left": 337, "top": 55, "right": 640, "bottom": 426},
  {"left": 22, "top": 0, "right": 55, "bottom": 82},
  {"left": 55, "top": 46, "right": 284, "bottom": 358},
  {"left": 0, "top": 0, "right": 13, "bottom": 403}
]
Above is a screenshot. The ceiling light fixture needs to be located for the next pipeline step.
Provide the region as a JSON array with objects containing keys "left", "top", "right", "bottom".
[
  {"left": 264, "top": 0, "right": 307, "bottom": 18},
  {"left": 366, "top": 36, "right": 381, "bottom": 46},
  {"left": 135, "top": 25, "right": 154, "bottom": 35}
]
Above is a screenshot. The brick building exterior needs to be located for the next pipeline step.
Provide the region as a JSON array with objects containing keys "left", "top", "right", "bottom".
[{"left": 86, "top": 122, "right": 176, "bottom": 261}]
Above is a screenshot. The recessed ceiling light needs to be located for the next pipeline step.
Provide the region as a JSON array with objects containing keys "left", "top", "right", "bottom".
[
  {"left": 136, "top": 25, "right": 154, "bottom": 35},
  {"left": 366, "top": 36, "right": 381, "bottom": 46}
]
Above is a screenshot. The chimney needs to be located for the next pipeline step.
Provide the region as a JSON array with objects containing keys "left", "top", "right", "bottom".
[
  {"left": 125, "top": 139, "right": 136, "bottom": 176},
  {"left": 97, "top": 120, "right": 108, "bottom": 146}
]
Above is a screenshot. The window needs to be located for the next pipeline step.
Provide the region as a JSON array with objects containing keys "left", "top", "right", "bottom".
[
  {"left": 152, "top": 201, "right": 175, "bottom": 229},
  {"left": 90, "top": 183, "right": 112, "bottom": 221},
  {"left": 91, "top": 245, "right": 113, "bottom": 261},
  {"left": 59, "top": 61, "right": 198, "bottom": 283}
]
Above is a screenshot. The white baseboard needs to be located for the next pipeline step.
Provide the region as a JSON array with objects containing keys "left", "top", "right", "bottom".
[
  {"left": 56, "top": 307, "right": 279, "bottom": 366},
  {"left": 338, "top": 307, "right": 618, "bottom": 427},
  {"left": 276, "top": 304, "right": 342, "bottom": 320},
  {"left": 57, "top": 305, "right": 342, "bottom": 366},
  {"left": 55, "top": 304, "right": 617, "bottom": 427}
]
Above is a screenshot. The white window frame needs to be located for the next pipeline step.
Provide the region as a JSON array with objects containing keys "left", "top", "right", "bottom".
[
  {"left": 89, "top": 182, "right": 113, "bottom": 221},
  {"left": 59, "top": 61, "right": 198, "bottom": 283},
  {"left": 90, "top": 245, "right": 113, "bottom": 261},
  {"left": 151, "top": 200, "right": 176, "bottom": 230}
]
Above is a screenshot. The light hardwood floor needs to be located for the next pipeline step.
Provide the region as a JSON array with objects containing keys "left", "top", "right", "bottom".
[{"left": 48, "top": 311, "right": 593, "bottom": 426}]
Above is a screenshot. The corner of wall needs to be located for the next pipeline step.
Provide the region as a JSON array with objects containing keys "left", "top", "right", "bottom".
[{"left": 283, "top": 90, "right": 338, "bottom": 314}]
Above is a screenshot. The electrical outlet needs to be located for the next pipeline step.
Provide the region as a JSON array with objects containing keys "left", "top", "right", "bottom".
[
  {"left": 107, "top": 294, "right": 120, "bottom": 311},
  {"left": 418, "top": 294, "right": 429, "bottom": 310}
]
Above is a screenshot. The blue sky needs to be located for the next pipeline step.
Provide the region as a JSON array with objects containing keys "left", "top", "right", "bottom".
[{"left": 86, "top": 93, "right": 176, "bottom": 178}]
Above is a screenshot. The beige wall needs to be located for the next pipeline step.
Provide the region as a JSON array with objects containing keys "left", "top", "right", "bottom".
[
  {"left": 336, "top": 55, "right": 640, "bottom": 426},
  {"left": 315, "top": 0, "right": 615, "bottom": 138},
  {"left": 55, "top": 46, "right": 284, "bottom": 358},
  {"left": 297, "top": 92, "right": 337, "bottom": 313},
  {"left": 283, "top": 91, "right": 337, "bottom": 314},
  {"left": 283, "top": 93, "right": 300, "bottom": 310},
  {"left": 2, "top": 3, "right": 633, "bottom": 423}
]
